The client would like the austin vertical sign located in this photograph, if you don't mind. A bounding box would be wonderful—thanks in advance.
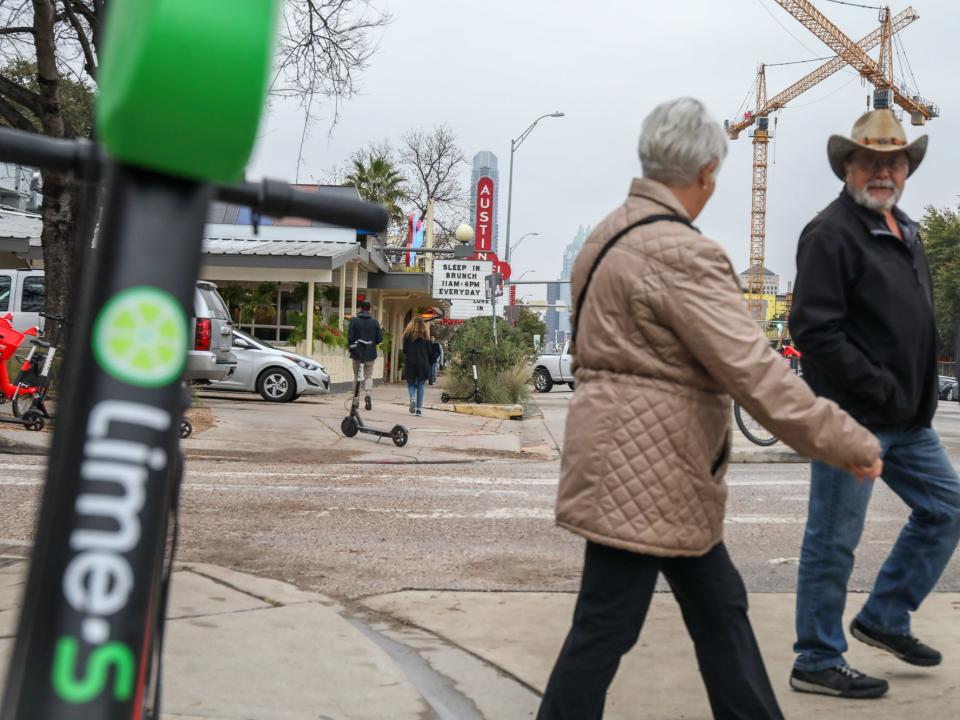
[474,176,494,254]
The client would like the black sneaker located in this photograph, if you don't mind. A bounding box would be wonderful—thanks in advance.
[365,396,372,411]
[851,618,942,667]
[790,665,888,699]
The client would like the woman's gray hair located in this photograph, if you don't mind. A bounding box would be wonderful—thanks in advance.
[638,97,729,187]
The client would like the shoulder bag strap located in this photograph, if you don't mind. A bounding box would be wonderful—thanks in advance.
[571,214,697,346]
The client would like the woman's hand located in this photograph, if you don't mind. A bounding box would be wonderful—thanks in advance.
[845,458,883,482]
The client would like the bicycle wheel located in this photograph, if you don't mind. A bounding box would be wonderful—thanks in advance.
[11,391,37,419]
[734,403,778,446]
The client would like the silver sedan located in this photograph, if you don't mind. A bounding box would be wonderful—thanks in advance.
[209,330,330,402]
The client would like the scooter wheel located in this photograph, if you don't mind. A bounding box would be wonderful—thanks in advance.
[440,392,450,403]
[23,410,44,432]
[391,425,408,447]
[473,391,483,404]
[179,418,193,439]
[341,416,359,438]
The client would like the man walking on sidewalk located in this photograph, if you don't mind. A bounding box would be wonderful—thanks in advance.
[347,300,382,411]
[789,109,960,699]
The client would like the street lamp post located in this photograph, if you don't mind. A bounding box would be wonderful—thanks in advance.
[503,112,564,272]
[509,231,539,261]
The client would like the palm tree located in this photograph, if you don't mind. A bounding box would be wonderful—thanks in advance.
[344,153,407,226]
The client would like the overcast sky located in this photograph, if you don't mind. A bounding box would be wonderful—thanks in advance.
[250,0,960,293]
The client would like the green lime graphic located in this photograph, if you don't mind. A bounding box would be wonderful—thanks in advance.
[93,287,187,387]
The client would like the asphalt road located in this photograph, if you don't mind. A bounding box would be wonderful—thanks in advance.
[0,391,957,600]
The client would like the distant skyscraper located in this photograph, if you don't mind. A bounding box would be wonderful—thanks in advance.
[558,225,591,335]
[469,151,500,256]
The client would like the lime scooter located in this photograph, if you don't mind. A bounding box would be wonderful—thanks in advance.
[0,1,389,717]
[440,348,483,404]
[341,340,408,447]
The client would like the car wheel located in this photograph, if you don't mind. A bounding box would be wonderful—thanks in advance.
[952,386,959,402]
[534,368,553,393]
[568,381,575,391]
[257,367,296,402]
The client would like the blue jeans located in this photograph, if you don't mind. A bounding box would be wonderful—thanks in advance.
[794,426,960,671]
[407,380,425,410]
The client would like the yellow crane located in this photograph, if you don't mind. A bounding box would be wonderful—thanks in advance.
[728,3,937,320]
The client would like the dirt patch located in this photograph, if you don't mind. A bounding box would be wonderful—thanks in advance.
[432,446,552,462]
[185,406,216,434]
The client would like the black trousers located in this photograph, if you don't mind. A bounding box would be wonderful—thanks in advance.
[537,541,783,720]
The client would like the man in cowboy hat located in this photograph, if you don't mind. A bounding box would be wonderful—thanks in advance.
[788,109,960,699]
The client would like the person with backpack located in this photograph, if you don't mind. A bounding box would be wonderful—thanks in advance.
[347,300,382,411]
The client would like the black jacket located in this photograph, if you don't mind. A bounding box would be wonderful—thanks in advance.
[789,189,937,431]
[402,336,432,384]
[347,312,382,362]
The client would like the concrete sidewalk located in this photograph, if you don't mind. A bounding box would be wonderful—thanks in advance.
[0,380,801,464]
[0,381,543,465]
[1,556,956,719]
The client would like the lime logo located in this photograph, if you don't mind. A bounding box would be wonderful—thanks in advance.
[93,287,187,387]
[52,636,134,703]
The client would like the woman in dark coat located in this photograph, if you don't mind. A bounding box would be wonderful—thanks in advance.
[402,316,432,415]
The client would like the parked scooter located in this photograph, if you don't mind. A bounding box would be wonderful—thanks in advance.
[341,340,408,447]
[10,311,66,431]
[440,348,483,404]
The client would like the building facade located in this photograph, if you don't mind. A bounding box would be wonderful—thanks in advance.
[557,225,591,336]
[739,264,780,295]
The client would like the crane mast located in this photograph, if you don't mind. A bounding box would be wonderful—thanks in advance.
[730,3,937,323]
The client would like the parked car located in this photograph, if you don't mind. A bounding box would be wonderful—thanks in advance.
[210,329,329,402]
[187,280,236,383]
[939,375,958,401]
[0,268,45,333]
[0,270,236,383]
[532,340,574,393]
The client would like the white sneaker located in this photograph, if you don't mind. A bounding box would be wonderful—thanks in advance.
[409,400,416,414]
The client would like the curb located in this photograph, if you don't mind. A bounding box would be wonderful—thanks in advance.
[437,403,523,421]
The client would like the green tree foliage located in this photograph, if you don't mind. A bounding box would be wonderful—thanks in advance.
[344,151,407,225]
[0,59,93,137]
[920,205,960,353]
[444,317,538,404]
[514,306,547,351]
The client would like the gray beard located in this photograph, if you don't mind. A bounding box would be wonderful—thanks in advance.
[847,181,902,212]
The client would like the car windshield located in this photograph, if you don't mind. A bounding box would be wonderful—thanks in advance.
[235,329,277,350]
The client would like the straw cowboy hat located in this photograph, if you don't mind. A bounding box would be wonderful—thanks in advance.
[827,108,928,180]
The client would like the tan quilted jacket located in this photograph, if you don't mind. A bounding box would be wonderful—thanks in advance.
[555,178,881,557]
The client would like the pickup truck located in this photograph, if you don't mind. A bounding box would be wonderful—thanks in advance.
[532,340,574,392]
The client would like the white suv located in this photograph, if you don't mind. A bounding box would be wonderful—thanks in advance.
[187,281,236,382]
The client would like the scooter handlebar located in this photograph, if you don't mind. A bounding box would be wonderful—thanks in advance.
[0,129,388,232]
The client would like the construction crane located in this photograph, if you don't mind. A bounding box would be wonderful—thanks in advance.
[728,3,937,320]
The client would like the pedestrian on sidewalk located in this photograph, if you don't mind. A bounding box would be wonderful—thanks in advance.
[788,109,960,700]
[347,301,382,411]
[402,316,431,416]
[429,334,442,385]
[537,97,882,720]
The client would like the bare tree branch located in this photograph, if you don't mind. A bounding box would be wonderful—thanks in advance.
[60,0,95,77]
[399,124,467,221]
[0,71,41,113]
[0,92,36,130]
[272,0,390,125]
[0,26,34,35]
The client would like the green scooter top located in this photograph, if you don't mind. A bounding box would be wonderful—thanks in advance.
[96,0,280,183]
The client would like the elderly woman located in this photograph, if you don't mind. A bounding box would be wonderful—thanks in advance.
[537,98,883,720]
